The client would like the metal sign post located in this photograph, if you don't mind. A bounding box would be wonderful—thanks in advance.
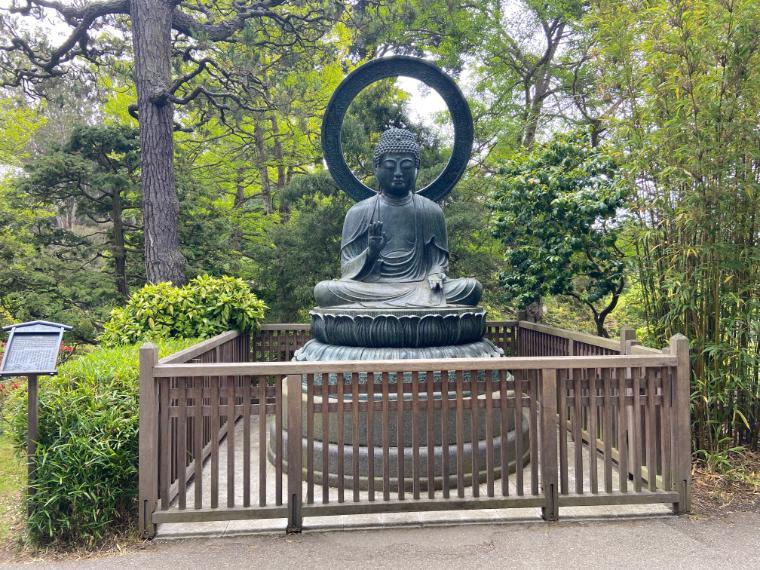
[1,321,72,511]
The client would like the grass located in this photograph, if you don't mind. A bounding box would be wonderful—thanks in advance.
[0,430,25,545]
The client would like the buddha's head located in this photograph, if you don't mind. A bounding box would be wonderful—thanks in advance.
[373,128,419,198]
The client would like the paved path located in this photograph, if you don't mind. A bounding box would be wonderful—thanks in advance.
[9,512,760,569]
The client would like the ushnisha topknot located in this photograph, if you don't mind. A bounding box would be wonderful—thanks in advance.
[373,128,421,168]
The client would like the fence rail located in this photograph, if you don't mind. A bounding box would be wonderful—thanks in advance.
[138,321,690,537]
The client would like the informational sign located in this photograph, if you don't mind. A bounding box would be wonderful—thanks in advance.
[0,321,72,376]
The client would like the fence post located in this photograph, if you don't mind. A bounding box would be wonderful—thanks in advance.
[541,369,559,521]
[515,318,523,356]
[138,343,159,538]
[620,327,637,354]
[286,374,303,532]
[669,334,691,514]
[620,327,638,476]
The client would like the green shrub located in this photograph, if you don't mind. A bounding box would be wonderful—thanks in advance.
[100,275,266,346]
[3,339,195,545]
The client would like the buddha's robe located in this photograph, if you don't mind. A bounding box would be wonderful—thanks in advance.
[314,193,482,308]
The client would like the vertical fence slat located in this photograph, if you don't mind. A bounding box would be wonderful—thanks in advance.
[321,373,329,504]
[258,376,267,507]
[337,374,345,503]
[396,371,405,500]
[661,368,672,491]
[243,376,251,508]
[227,374,236,508]
[441,370,451,499]
[382,372,390,502]
[352,372,360,503]
[573,369,583,494]
[159,377,170,510]
[647,368,658,491]
[193,375,203,509]
[632,368,642,492]
[530,370,539,496]
[275,374,283,506]
[426,371,435,500]
[368,372,375,502]
[177,377,187,510]
[617,368,628,493]
[456,369,465,499]
[602,367,613,494]
[558,370,568,495]
[412,371,420,500]
[471,370,480,498]
[210,377,219,509]
[499,369,509,497]
[514,369,524,496]
[306,374,314,505]
[485,370,495,498]
[589,369,598,494]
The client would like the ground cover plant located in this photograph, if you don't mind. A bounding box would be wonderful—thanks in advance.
[0,429,24,546]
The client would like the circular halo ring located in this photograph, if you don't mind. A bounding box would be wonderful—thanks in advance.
[322,56,473,202]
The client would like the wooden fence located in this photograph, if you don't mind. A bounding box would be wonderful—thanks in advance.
[138,321,691,537]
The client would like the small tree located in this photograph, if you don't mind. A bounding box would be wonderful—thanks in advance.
[0,0,338,285]
[490,132,628,337]
[16,124,141,298]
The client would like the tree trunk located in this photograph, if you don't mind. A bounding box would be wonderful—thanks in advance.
[111,189,129,298]
[253,118,274,215]
[131,0,186,285]
[594,315,609,338]
[270,115,288,215]
[230,167,245,253]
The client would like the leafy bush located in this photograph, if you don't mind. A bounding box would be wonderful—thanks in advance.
[490,131,629,337]
[0,306,13,328]
[3,339,195,545]
[100,275,265,346]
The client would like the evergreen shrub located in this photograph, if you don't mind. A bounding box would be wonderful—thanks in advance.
[100,275,266,346]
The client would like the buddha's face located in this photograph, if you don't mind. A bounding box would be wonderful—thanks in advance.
[374,151,417,197]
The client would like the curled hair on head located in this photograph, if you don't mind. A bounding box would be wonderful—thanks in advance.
[373,128,420,168]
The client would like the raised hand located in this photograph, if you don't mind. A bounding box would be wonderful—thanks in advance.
[368,220,387,257]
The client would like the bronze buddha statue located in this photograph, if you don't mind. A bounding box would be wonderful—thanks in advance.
[314,128,482,309]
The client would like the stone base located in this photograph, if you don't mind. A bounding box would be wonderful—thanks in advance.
[311,306,487,347]
[275,304,530,490]
[271,427,531,492]
[294,338,503,361]
[268,379,532,491]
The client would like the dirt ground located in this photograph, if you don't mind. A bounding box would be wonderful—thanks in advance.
[691,451,760,515]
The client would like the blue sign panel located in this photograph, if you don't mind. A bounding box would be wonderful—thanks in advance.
[0,321,72,376]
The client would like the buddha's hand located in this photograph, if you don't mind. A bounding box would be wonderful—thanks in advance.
[428,273,446,290]
[368,221,387,257]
